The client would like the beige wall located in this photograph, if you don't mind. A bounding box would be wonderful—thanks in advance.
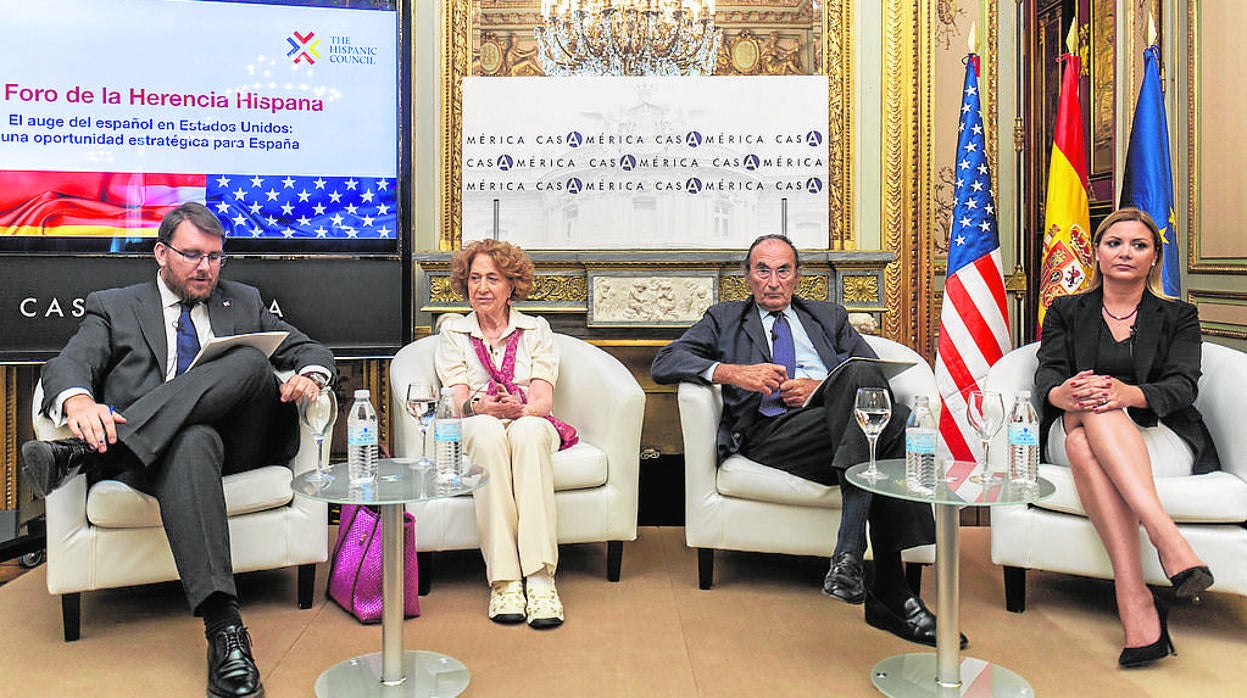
[1179,0,1247,351]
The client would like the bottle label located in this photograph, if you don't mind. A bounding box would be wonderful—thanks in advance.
[348,423,376,446]
[1008,423,1039,446]
[434,420,462,442]
[906,428,936,454]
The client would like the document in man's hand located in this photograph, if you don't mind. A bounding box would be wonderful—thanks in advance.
[187,331,289,371]
[801,357,918,408]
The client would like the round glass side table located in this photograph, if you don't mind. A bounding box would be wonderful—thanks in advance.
[847,458,1054,697]
[293,458,488,697]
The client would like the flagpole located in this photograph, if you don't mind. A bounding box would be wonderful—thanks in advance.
[1012,0,1028,342]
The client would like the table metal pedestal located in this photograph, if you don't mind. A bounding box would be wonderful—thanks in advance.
[848,460,1054,697]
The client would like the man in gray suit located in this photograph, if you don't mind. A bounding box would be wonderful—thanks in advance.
[652,234,960,648]
[22,202,334,698]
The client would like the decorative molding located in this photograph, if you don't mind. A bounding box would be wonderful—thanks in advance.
[588,272,718,327]
[719,275,750,301]
[2,367,15,510]
[841,273,880,305]
[443,0,471,251]
[718,29,806,76]
[1189,289,1247,340]
[527,274,589,303]
[1186,1,1247,275]
[824,0,853,250]
[879,0,934,354]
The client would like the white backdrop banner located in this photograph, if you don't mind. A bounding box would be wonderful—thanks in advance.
[462,76,829,250]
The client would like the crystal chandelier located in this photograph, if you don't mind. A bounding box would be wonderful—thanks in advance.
[535,1,721,77]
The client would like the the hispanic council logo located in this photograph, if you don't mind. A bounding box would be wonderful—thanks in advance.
[286,31,321,65]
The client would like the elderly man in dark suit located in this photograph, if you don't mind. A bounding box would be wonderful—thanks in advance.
[21,202,334,698]
[652,234,960,648]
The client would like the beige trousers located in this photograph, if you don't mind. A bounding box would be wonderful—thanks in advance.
[463,414,559,583]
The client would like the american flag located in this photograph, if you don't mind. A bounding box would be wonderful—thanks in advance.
[0,170,396,242]
[934,55,1011,461]
[207,173,397,240]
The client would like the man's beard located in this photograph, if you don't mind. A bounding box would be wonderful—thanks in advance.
[162,269,216,303]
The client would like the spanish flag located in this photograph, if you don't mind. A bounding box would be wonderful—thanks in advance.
[1037,53,1092,332]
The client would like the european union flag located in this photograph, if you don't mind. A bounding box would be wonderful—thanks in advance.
[1120,45,1179,297]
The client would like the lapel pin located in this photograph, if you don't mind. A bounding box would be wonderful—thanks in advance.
[222,300,231,307]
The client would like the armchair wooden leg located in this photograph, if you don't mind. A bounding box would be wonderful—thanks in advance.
[905,562,923,596]
[297,563,316,609]
[698,548,714,590]
[1004,566,1027,613]
[62,593,81,642]
[417,552,432,596]
[606,541,623,582]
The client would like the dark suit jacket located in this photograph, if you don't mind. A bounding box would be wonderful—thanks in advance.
[651,297,875,463]
[1035,288,1220,474]
[40,278,336,416]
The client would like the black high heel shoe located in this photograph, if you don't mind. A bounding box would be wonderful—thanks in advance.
[1118,594,1176,668]
[1168,565,1214,600]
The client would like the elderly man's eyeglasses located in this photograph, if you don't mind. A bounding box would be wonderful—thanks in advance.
[165,243,226,267]
[752,264,794,281]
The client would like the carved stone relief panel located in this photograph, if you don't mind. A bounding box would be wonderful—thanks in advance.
[588,272,718,327]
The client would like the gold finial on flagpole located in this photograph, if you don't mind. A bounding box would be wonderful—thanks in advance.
[1065,18,1078,55]
[1148,11,1158,47]
[968,20,978,55]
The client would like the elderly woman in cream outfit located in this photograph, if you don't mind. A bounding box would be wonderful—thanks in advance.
[436,239,565,629]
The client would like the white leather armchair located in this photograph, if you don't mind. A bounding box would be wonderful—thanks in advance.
[33,375,332,641]
[986,342,1247,611]
[389,332,644,590]
[677,335,935,590]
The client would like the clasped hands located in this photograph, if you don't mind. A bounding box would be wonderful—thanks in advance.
[1051,369,1144,413]
[472,383,526,420]
[714,362,818,408]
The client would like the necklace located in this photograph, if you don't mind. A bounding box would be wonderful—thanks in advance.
[1102,305,1139,321]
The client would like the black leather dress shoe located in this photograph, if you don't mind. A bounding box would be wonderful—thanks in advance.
[20,438,97,498]
[207,624,264,698]
[865,592,968,650]
[822,551,866,604]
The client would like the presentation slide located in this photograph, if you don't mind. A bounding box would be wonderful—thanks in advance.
[0,0,399,254]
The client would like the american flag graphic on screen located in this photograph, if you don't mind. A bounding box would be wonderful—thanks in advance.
[933,55,1011,461]
[0,170,396,241]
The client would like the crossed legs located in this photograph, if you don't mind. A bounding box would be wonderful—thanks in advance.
[1061,410,1204,647]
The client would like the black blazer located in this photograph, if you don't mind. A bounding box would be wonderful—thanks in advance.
[40,278,336,416]
[651,297,875,463]
[1034,288,1220,474]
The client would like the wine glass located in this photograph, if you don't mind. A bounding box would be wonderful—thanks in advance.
[406,383,438,468]
[299,386,337,484]
[966,390,1005,484]
[854,387,892,482]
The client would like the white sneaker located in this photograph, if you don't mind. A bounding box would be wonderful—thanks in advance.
[525,580,564,629]
[488,580,526,624]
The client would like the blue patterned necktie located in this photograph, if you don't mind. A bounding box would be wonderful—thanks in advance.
[759,311,796,417]
[175,301,201,376]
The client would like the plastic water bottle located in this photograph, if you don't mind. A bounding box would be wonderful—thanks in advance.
[347,389,379,485]
[434,387,462,485]
[905,396,938,495]
[1007,390,1040,486]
